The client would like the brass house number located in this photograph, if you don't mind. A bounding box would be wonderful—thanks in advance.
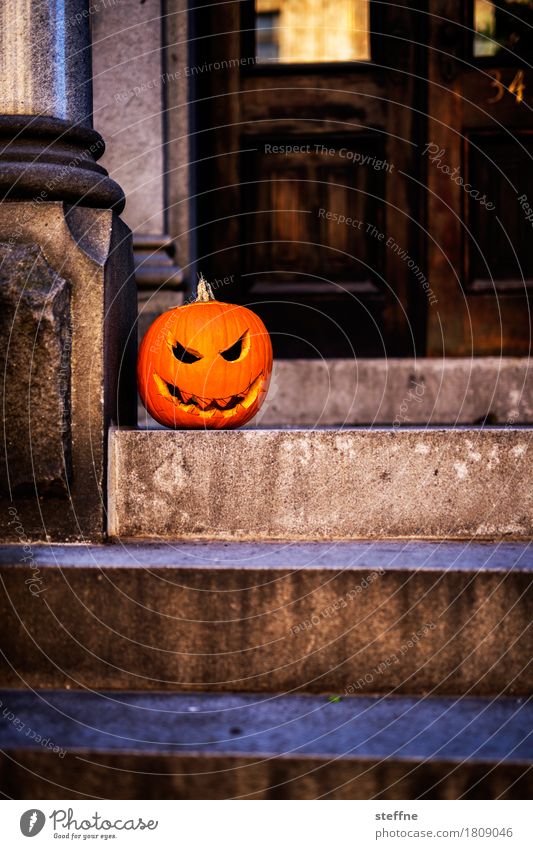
[488,70,526,104]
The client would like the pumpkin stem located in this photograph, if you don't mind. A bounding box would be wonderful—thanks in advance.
[195,273,216,302]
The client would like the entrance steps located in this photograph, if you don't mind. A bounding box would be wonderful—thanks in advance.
[3,420,533,798]
[109,428,533,540]
[0,689,531,799]
[1,542,530,696]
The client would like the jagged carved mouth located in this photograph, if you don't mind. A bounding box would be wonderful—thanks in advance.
[153,371,264,418]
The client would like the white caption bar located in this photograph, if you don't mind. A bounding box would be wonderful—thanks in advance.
[2,800,531,848]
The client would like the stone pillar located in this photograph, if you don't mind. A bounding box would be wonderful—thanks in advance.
[0,0,137,541]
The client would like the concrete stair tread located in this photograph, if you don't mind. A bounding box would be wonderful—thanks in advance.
[1,690,531,763]
[1,541,531,695]
[109,427,533,540]
[1,539,532,571]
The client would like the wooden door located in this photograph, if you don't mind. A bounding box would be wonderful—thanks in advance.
[426,0,533,355]
[191,0,426,357]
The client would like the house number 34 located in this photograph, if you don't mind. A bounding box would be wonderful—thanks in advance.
[488,70,526,104]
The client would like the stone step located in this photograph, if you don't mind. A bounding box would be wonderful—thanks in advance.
[0,689,531,799]
[1,541,531,695]
[109,427,533,540]
[140,357,533,428]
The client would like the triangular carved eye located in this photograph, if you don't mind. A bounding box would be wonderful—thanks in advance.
[221,332,247,362]
[172,340,201,363]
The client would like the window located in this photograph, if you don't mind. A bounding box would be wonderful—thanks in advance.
[255,0,371,63]
[474,0,533,60]
[257,11,280,61]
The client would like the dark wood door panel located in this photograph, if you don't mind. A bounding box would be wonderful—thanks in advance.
[192,0,424,356]
[426,0,533,356]
[426,293,532,358]
[247,293,387,358]
[240,74,387,134]
[237,137,388,356]
[466,133,533,290]
[241,135,387,285]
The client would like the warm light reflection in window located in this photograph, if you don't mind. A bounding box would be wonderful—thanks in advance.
[255,0,371,63]
[474,0,533,59]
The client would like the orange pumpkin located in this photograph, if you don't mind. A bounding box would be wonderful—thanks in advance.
[137,276,273,429]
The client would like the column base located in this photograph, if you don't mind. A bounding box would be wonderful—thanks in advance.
[0,201,136,541]
[0,116,125,211]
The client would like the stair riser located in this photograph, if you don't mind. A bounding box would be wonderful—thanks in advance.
[109,429,533,540]
[251,358,533,427]
[2,564,530,694]
[1,750,529,799]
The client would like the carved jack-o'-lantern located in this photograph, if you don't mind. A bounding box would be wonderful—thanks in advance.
[137,277,273,429]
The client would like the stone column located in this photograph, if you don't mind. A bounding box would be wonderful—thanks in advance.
[0,0,137,541]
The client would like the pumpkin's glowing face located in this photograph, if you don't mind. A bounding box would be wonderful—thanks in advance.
[137,281,272,429]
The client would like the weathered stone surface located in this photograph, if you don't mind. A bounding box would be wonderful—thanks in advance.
[164,0,192,273]
[110,428,533,540]
[0,0,92,124]
[0,541,530,694]
[0,117,125,211]
[253,358,533,427]
[92,0,166,235]
[137,278,184,363]
[0,690,531,799]
[0,243,71,495]
[134,236,184,290]
[92,2,185,292]
[0,1,135,543]
[0,0,125,210]
[0,203,136,541]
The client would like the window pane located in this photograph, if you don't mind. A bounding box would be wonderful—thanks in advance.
[255,0,371,64]
[474,0,533,59]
